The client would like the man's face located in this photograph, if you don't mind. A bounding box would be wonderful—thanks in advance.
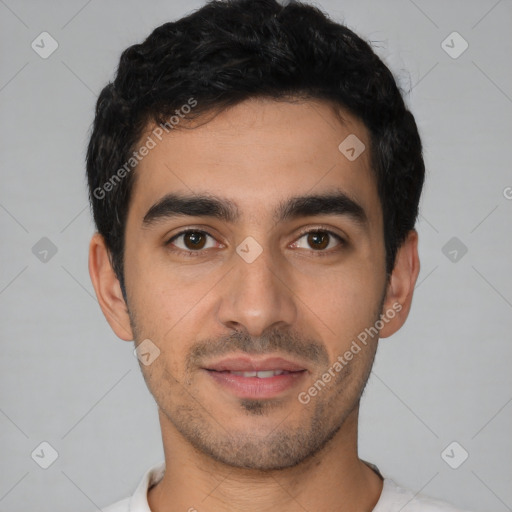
[122,98,390,470]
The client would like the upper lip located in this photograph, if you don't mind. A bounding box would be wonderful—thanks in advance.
[204,355,307,372]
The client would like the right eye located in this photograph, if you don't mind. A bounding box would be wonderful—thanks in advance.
[165,229,221,256]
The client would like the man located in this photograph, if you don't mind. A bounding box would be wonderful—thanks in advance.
[86,0,471,510]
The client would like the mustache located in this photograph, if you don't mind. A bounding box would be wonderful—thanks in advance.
[187,328,330,370]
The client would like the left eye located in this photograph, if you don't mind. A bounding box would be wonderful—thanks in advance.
[291,230,344,252]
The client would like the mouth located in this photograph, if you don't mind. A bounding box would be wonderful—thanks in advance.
[202,356,308,399]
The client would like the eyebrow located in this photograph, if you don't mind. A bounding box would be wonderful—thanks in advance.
[142,190,368,229]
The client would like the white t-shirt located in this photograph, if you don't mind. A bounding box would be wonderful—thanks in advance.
[100,462,471,512]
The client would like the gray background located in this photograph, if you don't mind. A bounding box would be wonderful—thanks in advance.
[1,0,511,511]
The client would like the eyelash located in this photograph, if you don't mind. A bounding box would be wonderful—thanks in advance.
[165,227,346,258]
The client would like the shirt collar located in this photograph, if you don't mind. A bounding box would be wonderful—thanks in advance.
[129,461,165,512]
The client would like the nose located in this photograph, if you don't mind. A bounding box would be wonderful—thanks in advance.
[216,240,298,338]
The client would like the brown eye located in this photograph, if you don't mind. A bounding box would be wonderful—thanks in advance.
[183,231,207,250]
[307,232,330,250]
[291,229,345,254]
[167,230,218,254]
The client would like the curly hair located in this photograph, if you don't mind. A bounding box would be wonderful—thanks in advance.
[86,0,425,302]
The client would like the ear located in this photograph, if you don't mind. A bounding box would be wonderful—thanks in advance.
[88,232,134,341]
[379,229,420,339]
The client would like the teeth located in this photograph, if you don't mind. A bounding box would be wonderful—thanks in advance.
[230,370,287,378]
[256,370,277,378]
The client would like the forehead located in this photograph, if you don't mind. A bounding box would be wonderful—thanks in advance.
[127,98,381,231]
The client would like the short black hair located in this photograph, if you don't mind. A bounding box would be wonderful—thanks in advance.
[86,0,425,302]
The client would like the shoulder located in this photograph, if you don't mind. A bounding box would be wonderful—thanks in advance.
[92,462,165,512]
[99,497,130,512]
[375,478,472,512]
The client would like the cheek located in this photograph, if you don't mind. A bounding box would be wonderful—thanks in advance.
[296,266,383,358]
[126,243,194,319]
[304,261,381,313]
[126,258,215,365]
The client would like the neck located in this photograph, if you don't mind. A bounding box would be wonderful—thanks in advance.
[148,406,383,512]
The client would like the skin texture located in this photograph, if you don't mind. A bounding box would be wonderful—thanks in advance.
[89,97,420,512]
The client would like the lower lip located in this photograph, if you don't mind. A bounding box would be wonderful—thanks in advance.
[205,370,307,399]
